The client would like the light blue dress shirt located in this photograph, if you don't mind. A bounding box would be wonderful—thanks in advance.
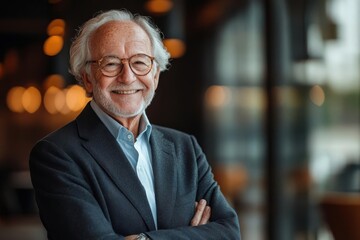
[90,101,157,228]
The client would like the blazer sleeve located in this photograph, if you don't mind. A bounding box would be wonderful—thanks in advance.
[29,140,124,240]
[145,135,241,240]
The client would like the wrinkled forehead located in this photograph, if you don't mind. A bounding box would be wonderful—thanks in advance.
[89,21,152,56]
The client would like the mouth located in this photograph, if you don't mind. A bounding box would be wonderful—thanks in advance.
[111,89,139,95]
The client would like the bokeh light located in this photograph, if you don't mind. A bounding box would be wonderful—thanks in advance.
[205,85,230,108]
[21,87,42,113]
[43,36,64,56]
[66,85,88,112]
[163,39,186,58]
[145,0,173,14]
[44,86,61,114]
[47,18,66,36]
[43,74,66,89]
[6,86,26,113]
[309,85,325,107]
[54,88,67,113]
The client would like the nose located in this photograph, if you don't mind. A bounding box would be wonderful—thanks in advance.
[116,61,136,84]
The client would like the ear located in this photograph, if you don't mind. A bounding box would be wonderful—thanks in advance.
[153,68,161,90]
[82,73,94,95]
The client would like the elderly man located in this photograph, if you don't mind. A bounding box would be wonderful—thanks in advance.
[29,9,240,240]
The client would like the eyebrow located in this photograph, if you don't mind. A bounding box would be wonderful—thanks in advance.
[102,55,119,59]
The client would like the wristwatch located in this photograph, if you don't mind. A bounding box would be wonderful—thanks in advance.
[136,233,149,240]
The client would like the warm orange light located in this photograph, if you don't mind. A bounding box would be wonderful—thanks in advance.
[43,74,65,89]
[163,39,186,58]
[22,87,42,113]
[44,86,61,114]
[66,85,88,112]
[7,86,26,112]
[145,0,173,14]
[48,26,65,36]
[309,85,325,106]
[54,88,66,113]
[43,36,64,56]
[55,89,71,115]
[205,85,230,108]
[47,19,66,36]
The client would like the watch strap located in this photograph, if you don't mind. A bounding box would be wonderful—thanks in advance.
[136,233,149,240]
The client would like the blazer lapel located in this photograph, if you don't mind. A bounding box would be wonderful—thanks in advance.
[150,128,177,229]
[76,104,156,230]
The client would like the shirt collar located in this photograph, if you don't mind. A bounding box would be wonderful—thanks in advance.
[90,100,152,142]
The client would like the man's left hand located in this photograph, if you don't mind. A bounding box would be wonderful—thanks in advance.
[190,199,211,226]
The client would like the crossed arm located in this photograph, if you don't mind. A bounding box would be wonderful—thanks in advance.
[125,199,211,239]
[30,134,240,239]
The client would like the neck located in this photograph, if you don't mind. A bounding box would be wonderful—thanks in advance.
[92,100,143,138]
[115,114,142,138]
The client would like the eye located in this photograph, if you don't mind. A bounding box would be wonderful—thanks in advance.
[104,61,119,67]
[101,57,121,71]
[133,60,147,66]
[131,55,152,70]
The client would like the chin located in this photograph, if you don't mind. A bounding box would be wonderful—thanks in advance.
[113,104,146,119]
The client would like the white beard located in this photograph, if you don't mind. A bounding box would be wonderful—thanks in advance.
[92,80,155,119]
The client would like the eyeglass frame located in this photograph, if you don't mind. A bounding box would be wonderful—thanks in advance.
[85,53,155,77]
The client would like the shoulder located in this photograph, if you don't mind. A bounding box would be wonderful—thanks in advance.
[151,125,203,153]
[34,120,78,150]
[49,120,77,139]
[152,125,189,136]
[152,125,193,142]
[36,104,96,146]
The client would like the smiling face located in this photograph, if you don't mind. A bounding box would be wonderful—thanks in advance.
[84,21,160,122]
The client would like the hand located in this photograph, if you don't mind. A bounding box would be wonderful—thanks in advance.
[190,199,211,226]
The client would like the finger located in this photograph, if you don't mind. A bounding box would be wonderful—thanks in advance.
[191,202,205,226]
[199,206,211,225]
[191,199,207,226]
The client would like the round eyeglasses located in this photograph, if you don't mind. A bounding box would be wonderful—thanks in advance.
[86,54,155,77]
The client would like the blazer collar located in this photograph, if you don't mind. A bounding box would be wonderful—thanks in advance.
[76,103,156,230]
[150,127,178,229]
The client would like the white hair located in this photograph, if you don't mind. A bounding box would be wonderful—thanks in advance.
[69,9,170,86]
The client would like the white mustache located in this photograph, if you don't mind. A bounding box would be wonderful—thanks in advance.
[108,83,145,92]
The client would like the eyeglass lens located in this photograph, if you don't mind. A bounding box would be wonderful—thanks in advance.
[99,54,153,77]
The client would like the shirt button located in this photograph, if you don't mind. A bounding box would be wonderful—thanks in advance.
[127,134,132,140]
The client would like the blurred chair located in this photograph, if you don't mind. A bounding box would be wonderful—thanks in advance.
[320,192,360,240]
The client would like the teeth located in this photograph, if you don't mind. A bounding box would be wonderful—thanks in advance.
[113,90,137,94]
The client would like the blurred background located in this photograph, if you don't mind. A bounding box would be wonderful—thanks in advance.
[0,0,359,239]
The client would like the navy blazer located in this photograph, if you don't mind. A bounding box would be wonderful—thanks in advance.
[29,104,240,239]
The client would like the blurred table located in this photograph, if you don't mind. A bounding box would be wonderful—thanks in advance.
[320,192,360,240]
